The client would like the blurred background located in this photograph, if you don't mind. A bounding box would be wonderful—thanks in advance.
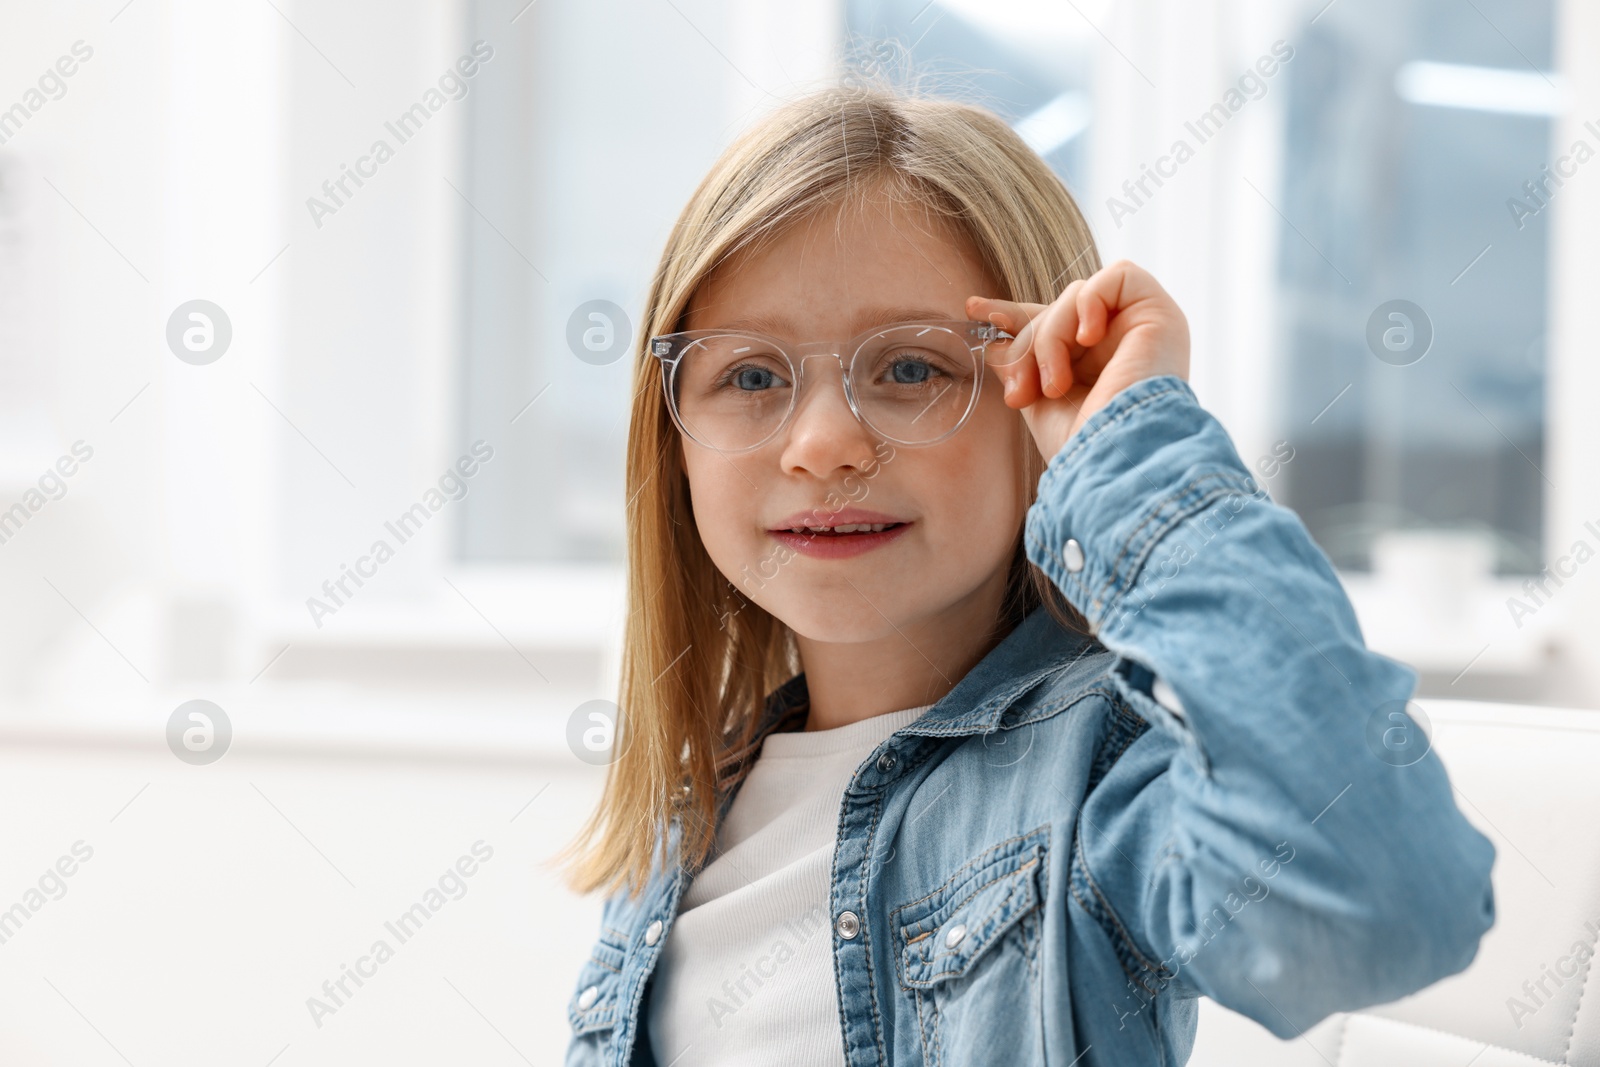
[0,0,1596,1062]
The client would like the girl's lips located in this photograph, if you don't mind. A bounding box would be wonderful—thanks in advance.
[767,522,913,560]
[769,506,905,529]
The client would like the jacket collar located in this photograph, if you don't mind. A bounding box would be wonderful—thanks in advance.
[712,606,1100,796]
[899,605,1102,735]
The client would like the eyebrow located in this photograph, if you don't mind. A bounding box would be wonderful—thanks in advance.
[708,306,960,337]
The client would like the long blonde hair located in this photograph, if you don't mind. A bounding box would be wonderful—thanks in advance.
[550,81,1100,900]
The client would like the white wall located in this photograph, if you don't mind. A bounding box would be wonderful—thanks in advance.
[0,741,606,1064]
[0,1,841,1062]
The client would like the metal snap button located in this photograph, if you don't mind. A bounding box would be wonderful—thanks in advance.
[644,919,663,946]
[945,922,967,948]
[1063,538,1085,573]
[877,751,896,772]
[577,984,599,1009]
[836,910,861,940]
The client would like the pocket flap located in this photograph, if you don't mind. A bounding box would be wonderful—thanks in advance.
[567,928,628,1034]
[894,827,1048,990]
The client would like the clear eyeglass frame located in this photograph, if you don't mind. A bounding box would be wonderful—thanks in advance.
[648,318,1016,454]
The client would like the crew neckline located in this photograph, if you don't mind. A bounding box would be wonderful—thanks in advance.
[757,704,931,760]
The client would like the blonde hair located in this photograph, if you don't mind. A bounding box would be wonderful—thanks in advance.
[549,81,1100,900]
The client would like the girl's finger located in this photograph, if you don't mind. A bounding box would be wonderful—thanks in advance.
[1031,280,1085,399]
[1075,259,1161,347]
[966,296,1045,407]
[966,296,1045,366]
[1075,283,1111,349]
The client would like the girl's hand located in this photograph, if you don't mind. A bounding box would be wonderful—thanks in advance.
[967,259,1190,462]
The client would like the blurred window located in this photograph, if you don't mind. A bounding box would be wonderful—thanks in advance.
[1273,0,1554,574]
[845,0,1099,196]
[456,0,1554,579]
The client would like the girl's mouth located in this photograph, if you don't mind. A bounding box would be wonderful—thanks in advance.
[780,522,901,535]
[767,522,912,560]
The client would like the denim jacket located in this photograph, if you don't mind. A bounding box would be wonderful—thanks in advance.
[563,375,1497,1066]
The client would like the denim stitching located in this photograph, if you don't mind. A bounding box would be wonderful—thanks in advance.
[1086,697,1150,796]
[1095,465,1223,594]
[890,827,1049,918]
[899,665,1066,738]
[1027,475,1234,631]
[568,994,619,1034]
[983,675,1113,735]
[1079,471,1248,620]
[898,856,1041,987]
[1033,429,1257,629]
[1027,382,1189,603]
[1071,824,1170,987]
[905,856,1035,952]
[1112,475,1261,616]
[1077,826,1166,977]
[608,863,683,1060]
[1026,908,1041,981]
[1073,696,1177,988]
[917,988,944,1067]
[852,791,890,1066]
[912,839,1049,1066]
[1097,471,1253,609]
[1068,863,1161,997]
[1053,382,1189,469]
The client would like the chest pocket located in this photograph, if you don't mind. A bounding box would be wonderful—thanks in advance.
[567,925,628,1038]
[892,826,1051,1066]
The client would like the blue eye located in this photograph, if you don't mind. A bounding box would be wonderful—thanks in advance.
[732,365,781,391]
[888,358,936,384]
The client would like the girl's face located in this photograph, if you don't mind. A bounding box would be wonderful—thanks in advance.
[678,189,1030,644]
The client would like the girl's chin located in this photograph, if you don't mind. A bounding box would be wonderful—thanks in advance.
[757,591,922,642]
[782,616,915,645]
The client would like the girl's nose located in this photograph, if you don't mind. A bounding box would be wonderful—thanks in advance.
[779,354,879,475]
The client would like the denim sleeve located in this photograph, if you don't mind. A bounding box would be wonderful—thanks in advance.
[1024,375,1496,1039]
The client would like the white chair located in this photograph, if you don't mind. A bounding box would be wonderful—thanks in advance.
[1187,699,1600,1067]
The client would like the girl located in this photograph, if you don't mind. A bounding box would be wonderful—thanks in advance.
[553,83,1495,1066]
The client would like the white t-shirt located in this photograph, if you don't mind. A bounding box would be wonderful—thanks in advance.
[646,704,931,1066]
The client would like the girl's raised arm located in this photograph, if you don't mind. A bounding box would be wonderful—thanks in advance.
[974,264,1496,1037]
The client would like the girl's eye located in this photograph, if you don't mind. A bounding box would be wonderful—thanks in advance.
[722,363,788,391]
[890,359,931,384]
[882,353,946,385]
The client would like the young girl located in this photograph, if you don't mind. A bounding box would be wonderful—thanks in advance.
[553,84,1495,1067]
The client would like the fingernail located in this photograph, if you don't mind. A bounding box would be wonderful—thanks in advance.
[1038,365,1052,394]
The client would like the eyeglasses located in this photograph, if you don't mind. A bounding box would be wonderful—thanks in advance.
[649,319,1015,454]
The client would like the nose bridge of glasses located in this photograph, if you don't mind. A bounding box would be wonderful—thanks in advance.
[793,348,857,412]
[790,345,851,388]
[779,346,864,436]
